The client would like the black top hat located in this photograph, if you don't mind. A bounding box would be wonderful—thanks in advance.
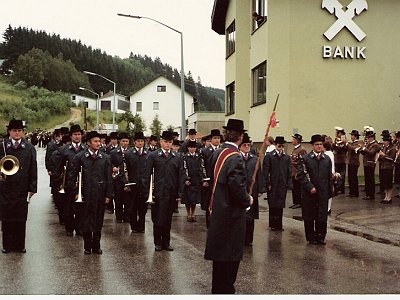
[396,131,400,138]
[188,129,197,135]
[172,132,179,137]
[133,131,145,140]
[118,132,130,140]
[382,134,392,141]
[60,127,69,135]
[336,129,345,135]
[381,130,390,136]
[364,130,375,138]
[350,130,360,137]
[172,140,181,146]
[161,131,174,141]
[100,133,107,139]
[150,135,158,141]
[210,129,222,137]
[292,133,302,141]
[223,119,246,132]
[187,140,197,148]
[310,134,324,144]
[85,131,101,142]
[275,136,286,144]
[109,131,118,139]
[241,133,252,144]
[6,119,25,130]
[53,128,61,136]
[69,124,83,135]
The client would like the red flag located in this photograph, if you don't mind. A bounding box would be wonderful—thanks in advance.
[270,111,277,128]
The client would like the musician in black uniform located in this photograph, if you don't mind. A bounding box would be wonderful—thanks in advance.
[145,131,184,251]
[0,119,37,253]
[109,132,131,223]
[54,124,86,236]
[200,129,222,228]
[45,128,63,196]
[125,131,149,233]
[239,133,264,245]
[182,140,208,222]
[346,130,361,198]
[179,129,201,153]
[147,135,158,152]
[67,131,113,254]
[106,131,118,154]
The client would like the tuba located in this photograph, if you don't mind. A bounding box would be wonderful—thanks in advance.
[0,142,20,181]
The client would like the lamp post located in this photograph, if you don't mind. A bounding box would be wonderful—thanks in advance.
[83,71,117,131]
[117,13,186,138]
[79,87,100,130]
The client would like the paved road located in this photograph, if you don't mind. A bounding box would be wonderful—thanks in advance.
[0,148,399,295]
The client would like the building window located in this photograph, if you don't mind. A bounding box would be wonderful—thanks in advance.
[118,99,130,111]
[101,101,111,111]
[226,82,235,115]
[136,102,142,112]
[71,95,76,100]
[226,21,235,58]
[252,61,267,106]
[252,0,267,31]
[153,102,159,110]
[157,85,166,92]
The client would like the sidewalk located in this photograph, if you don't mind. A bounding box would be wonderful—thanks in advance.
[258,190,400,247]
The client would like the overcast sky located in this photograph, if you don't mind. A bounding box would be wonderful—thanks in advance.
[0,0,225,89]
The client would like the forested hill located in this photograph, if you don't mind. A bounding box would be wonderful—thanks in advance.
[0,25,224,112]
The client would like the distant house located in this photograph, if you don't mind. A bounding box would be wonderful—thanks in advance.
[187,111,225,138]
[129,76,195,136]
[100,91,130,114]
[70,94,97,110]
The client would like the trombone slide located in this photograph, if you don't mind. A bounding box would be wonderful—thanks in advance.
[75,167,83,203]
[146,172,155,204]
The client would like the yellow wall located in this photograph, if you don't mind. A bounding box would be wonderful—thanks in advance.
[226,0,400,142]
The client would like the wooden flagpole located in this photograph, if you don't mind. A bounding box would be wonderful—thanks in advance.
[249,93,280,195]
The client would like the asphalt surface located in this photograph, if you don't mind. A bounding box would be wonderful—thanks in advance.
[274,188,400,247]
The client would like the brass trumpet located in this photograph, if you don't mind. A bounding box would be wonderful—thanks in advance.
[0,155,20,180]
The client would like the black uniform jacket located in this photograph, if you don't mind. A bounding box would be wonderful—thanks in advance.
[182,152,207,205]
[296,152,333,222]
[204,143,250,262]
[125,147,148,196]
[0,139,37,221]
[67,150,113,232]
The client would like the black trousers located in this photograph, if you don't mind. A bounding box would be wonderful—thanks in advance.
[151,202,174,247]
[269,207,283,229]
[304,220,327,242]
[348,164,359,196]
[114,182,130,221]
[2,221,26,251]
[335,163,346,193]
[291,177,302,205]
[64,192,81,234]
[130,191,147,232]
[364,166,376,198]
[83,231,101,251]
[245,219,254,245]
[212,261,240,294]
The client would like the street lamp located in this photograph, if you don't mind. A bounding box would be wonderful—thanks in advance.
[117,13,186,138]
[83,71,117,131]
[79,87,100,130]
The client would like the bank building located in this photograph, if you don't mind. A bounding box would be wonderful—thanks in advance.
[211,0,400,142]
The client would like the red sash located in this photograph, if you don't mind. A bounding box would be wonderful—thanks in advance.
[208,147,239,214]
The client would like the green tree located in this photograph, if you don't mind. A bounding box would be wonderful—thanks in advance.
[150,114,162,137]
[12,48,48,87]
[132,113,146,133]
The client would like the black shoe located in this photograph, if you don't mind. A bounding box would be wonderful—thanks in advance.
[308,240,317,245]
[155,245,163,251]
[317,240,326,245]
[66,231,73,236]
[18,249,26,253]
[84,249,91,254]
[382,200,392,204]
[92,249,103,254]
[163,245,174,251]
[2,249,10,253]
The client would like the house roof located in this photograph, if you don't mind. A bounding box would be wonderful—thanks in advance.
[129,75,195,98]
[99,91,127,100]
[211,0,229,35]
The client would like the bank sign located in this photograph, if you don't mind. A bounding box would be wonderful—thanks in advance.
[322,0,367,59]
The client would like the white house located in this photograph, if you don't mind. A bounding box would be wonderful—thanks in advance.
[129,76,195,136]
[99,91,130,114]
[70,94,97,111]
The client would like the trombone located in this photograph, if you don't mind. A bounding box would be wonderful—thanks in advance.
[58,165,66,194]
[146,169,155,204]
[0,141,20,181]
[75,166,83,203]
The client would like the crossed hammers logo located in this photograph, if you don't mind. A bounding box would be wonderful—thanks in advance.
[322,0,368,41]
